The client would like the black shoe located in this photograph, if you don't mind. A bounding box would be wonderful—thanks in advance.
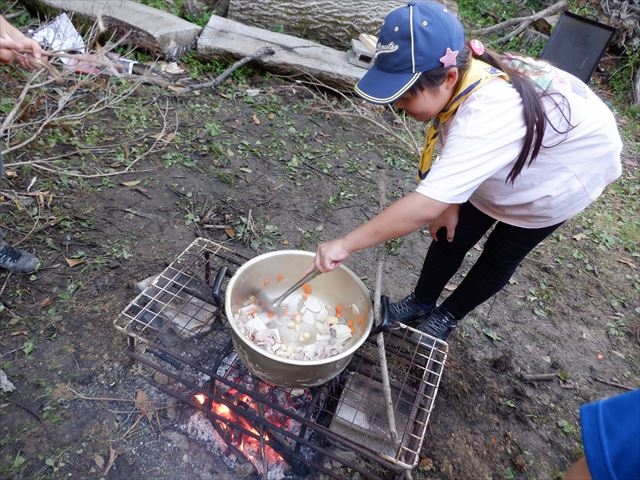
[389,293,433,325]
[415,306,458,341]
[0,240,40,273]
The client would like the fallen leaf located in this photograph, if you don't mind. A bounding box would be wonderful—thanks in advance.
[573,232,588,241]
[135,389,151,422]
[37,297,54,308]
[94,454,105,469]
[239,166,252,174]
[224,227,235,238]
[483,329,502,342]
[65,257,86,267]
[121,180,141,187]
[252,113,261,125]
[150,131,176,142]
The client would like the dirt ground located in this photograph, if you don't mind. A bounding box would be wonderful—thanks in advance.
[0,41,638,480]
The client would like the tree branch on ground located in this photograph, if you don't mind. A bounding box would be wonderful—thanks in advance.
[469,0,567,44]
[179,47,276,94]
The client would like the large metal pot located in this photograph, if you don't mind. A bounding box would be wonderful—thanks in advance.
[224,250,373,388]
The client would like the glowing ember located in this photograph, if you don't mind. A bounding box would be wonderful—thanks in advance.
[193,387,307,477]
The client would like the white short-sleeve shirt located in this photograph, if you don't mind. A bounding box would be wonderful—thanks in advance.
[414,70,622,228]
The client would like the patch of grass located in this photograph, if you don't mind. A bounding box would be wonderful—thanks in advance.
[137,0,185,18]
[214,170,238,187]
[327,178,357,206]
[235,213,281,252]
[136,0,213,26]
[297,225,324,251]
[0,450,29,478]
[58,281,84,303]
[106,240,133,260]
[244,91,288,117]
[609,48,640,107]
[385,238,403,256]
[179,52,221,78]
[557,419,579,436]
[161,151,196,169]
[525,283,555,318]
[114,98,150,129]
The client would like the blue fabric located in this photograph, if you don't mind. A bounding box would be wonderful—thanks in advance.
[580,388,640,480]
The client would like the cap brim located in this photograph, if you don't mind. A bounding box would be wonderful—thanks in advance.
[355,68,421,104]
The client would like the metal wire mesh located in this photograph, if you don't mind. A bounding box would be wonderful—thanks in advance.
[114,238,447,477]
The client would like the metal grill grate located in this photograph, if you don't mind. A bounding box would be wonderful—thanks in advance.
[114,238,447,479]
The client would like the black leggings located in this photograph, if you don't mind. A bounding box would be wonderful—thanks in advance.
[414,202,563,319]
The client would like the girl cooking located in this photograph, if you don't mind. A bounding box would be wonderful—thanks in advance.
[312,1,622,341]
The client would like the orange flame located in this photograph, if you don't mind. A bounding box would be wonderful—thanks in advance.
[192,391,284,465]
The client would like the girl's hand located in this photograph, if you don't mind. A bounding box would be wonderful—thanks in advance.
[313,238,351,272]
[429,203,460,242]
[0,37,44,70]
[0,15,45,70]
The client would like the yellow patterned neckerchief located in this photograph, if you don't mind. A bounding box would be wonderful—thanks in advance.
[418,58,508,181]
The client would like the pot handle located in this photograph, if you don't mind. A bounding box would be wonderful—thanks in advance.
[369,295,396,335]
[210,265,228,307]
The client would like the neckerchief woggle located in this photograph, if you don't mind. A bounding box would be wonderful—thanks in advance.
[418,58,508,181]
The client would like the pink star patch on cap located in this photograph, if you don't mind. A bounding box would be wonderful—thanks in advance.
[439,47,459,68]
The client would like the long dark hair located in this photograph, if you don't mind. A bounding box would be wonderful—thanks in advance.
[409,46,572,184]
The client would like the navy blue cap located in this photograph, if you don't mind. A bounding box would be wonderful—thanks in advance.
[355,1,465,104]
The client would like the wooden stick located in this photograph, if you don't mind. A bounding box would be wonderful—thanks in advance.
[520,372,557,382]
[591,376,633,392]
[373,167,399,444]
[179,47,275,94]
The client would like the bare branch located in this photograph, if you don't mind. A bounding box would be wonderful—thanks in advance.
[179,47,276,94]
[469,0,567,43]
[287,75,422,158]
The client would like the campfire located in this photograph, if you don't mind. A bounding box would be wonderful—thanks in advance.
[114,238,448,479]
[190,352,317,478]
[193,387,293,478]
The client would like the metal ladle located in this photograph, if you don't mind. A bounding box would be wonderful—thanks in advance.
[261,269,321,312]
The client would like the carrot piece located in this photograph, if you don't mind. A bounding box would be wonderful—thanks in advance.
[276,274,285,282]
[335,305,342,318]
[302,283,312,295]
[348,319,354,328]
[263,278,271,286]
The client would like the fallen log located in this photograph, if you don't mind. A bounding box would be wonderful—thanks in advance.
[197,15,367,91]
[228,0,458,50]
[20,0,202,59]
